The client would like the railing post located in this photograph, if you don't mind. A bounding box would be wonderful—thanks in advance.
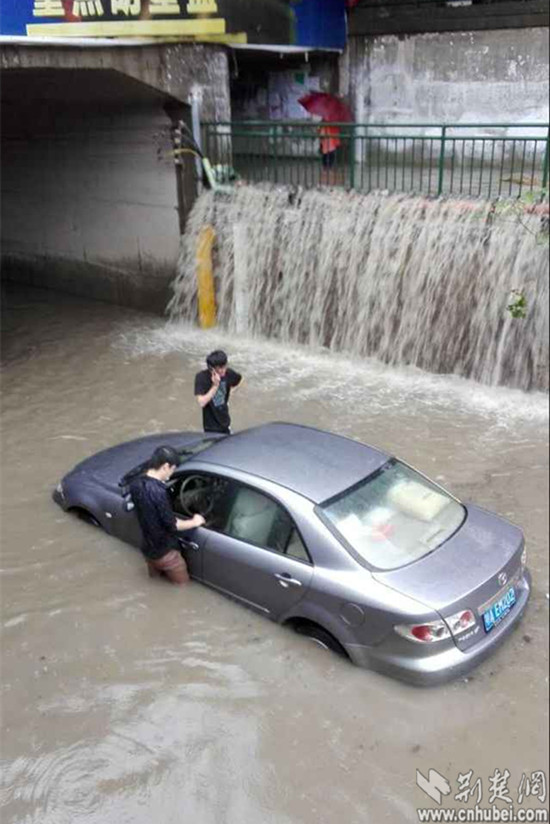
[349,124,356,190]
[542,127,550,196]
[191,96,203,192]
[437,125,447,197]
[271,125,278,184]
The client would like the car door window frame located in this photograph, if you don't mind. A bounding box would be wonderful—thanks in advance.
[172,470,313,565]
[169,470,231,529]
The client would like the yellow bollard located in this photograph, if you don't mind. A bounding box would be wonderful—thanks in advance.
[196,225,217,328]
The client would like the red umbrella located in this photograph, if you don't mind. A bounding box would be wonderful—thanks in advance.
[298,92,353,123]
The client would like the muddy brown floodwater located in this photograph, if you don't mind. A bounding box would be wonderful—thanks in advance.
[1,285,548,824]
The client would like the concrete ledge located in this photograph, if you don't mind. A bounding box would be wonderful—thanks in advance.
[1,252,174,315]
[0,41,231,121]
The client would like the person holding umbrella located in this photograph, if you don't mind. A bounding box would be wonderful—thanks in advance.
[319,124,342,184]
[298,92,352,186]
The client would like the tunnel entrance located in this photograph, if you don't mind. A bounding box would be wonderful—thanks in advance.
[1,67,194,312]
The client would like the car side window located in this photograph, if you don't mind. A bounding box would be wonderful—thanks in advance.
[225,486,281,547]
[223,483,310,560]
[174,474,311,561]
[173,473,232,531]
[286,529,309,562]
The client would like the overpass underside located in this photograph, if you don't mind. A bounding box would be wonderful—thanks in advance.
[0,44,229,312]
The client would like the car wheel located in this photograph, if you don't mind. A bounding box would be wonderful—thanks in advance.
[72,508,101,528]
[295,624,348,658]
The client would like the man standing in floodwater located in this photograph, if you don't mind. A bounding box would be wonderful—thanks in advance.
[194,350,243,434]
[129,446,205,584]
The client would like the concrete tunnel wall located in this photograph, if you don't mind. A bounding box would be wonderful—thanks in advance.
[0,44,231,313]
[2,85,182,312]
[341,27,550,125]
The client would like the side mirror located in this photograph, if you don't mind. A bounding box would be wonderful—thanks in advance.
[123,494,135,512]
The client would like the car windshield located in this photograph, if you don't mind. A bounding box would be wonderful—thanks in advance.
[320,460,465,571]
[178,437,221,460]
[119,437,221,488]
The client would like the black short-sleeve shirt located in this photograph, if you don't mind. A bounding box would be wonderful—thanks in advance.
[194,367,242,434]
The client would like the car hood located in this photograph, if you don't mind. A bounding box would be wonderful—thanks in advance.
[64,432,217,489]
[373,504,524,613]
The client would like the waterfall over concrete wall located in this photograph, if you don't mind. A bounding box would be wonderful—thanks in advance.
[169,185,549,392]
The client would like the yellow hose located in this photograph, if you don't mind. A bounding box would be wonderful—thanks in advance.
[196,225,217,328]
[171,148,202,158]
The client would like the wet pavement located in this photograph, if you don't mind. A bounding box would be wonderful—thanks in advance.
[1,285,548,824]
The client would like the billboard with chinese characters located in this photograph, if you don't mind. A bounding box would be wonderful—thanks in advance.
[0,0,348,49]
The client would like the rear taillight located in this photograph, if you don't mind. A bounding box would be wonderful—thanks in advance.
[446,608,476,636]
[395,608,477,644]
[395,619,451,644]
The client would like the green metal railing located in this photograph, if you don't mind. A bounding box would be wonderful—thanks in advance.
[201,121,550,199]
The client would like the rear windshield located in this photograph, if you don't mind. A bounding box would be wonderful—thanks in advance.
[320,460,465,571]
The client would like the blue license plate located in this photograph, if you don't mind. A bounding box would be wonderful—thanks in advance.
[482,586,516,633]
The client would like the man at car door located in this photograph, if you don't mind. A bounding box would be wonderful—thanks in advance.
[129,446,205,584]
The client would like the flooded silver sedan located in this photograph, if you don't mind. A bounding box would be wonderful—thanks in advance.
[54,422,531,685]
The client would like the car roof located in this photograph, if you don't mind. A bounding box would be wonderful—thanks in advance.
[194,422,390,503]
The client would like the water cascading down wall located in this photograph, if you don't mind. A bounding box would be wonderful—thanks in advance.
[169,186,549,392]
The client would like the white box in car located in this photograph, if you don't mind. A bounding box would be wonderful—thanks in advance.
[388,481,447,521]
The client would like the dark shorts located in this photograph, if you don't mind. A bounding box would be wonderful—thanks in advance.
[146,549,189,584]
[322,150,337,169]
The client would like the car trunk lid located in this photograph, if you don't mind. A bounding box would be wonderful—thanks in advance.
[374,504,525,642]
